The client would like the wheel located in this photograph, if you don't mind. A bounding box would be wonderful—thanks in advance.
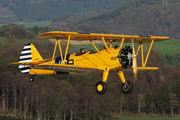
[29,76,35,82]
[121,81,133,94]
[95,81,107,95]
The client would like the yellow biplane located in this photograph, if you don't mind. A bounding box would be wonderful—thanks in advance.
[11,31,169,94]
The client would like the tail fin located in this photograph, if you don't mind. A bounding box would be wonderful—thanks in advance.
[19,43,43,74]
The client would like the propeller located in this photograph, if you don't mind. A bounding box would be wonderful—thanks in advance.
[131,37,137,79]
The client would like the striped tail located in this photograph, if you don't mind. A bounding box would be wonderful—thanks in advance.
[19,43,43,74]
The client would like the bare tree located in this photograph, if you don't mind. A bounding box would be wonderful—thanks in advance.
[21,78,32,119]
[137,94,145,116]
[13,80,17,115]
[169,93,178,116]
[118,94,125,115]
[0,72,14,112]
[1,76,5,112]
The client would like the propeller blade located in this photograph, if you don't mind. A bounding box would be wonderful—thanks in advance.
[131,37,137,79]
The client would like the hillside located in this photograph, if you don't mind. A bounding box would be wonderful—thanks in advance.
[0,0,137,23]
[0,4,20,24]
[48,10,108,28]
[51,0,180,40]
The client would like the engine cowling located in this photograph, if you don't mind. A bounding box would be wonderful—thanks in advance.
[118,46,132,68]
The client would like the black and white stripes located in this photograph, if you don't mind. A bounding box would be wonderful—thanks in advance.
[19,43,32,74]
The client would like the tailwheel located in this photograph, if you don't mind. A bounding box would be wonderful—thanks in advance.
[121,81,133,94]
[29,75,35,82]
[96,81,107,95]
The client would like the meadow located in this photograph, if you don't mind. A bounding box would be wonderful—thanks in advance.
[153,39,180,54]
[17,20,51,28]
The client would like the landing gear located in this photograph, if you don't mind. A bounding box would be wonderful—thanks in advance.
[121,81,133,94]
[29,75,35,82]
[96,81,107,95]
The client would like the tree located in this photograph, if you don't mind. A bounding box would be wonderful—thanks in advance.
[169,93,178,116]
[118,94,125,115]
[172,79,180,115]
[137,94,145,116]
[80,86,97,120]
[0,72,14,112]
[155,84,170,116]
[0,23,36,39]
[145,92,155,116]
[34,25,39,35]
[57,80,77,120]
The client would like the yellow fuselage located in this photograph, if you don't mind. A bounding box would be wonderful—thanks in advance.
[29,48,122,75]
[69,48,121,70]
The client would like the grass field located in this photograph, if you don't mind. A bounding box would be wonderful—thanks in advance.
[153,39,180,54]
[116,116,180,120]
[0,38,6,42]
[0,20,51,28]
[18,20,51,28]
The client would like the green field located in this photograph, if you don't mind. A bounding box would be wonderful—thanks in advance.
[0,20,51,28]
[0,38,6,42]
[18,20,51,28]
[117,116,180,120]
[153,39,180,54]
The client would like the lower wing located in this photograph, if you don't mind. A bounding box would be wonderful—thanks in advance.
[11,61,101,73]
[33,63,101,72]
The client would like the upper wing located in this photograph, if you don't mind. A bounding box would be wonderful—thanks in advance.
[37,31,169,43]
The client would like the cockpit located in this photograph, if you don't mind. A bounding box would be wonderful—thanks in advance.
[75,48,96,56]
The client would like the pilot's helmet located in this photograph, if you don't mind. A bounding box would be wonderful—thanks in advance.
[80,48,85,53]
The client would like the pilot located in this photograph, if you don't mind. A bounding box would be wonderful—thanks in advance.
[80,48,85,54]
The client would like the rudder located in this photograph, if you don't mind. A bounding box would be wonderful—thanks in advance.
[19,43,43,74]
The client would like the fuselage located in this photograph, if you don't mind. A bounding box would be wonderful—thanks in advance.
[63,48,121,70]
[28,47,125,75]
[28,46,134,75]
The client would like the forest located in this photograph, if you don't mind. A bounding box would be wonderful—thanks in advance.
[49,0,180,40]
[0,0,136,22]
[2,0,180,40]
[0,24,180,120]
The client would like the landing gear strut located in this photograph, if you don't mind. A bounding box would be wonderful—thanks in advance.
[29,75,35,82]
[121,81,133,94]
[96,81,107,95]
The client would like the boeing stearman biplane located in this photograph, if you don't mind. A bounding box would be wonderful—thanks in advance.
[10,31,169,94]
